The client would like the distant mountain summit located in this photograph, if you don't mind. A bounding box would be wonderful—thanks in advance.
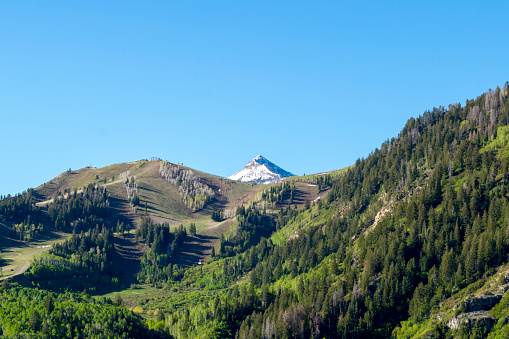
[228,155,294,184]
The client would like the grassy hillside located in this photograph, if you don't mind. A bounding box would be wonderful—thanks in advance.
[35,162,135,200]
[34,159,264,226]
[0,222,69,281]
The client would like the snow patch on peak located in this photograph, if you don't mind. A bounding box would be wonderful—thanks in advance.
[228,155,294,184]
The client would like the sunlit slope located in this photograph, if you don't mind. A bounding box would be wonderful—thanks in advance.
[33,159,266,226]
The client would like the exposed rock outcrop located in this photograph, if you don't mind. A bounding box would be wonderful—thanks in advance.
[446,292,504,331]
[464,292,503,311]
[447,311,496,330]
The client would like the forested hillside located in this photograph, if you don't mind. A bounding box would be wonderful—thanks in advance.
[0,280,164,338]
[1,83,509,338]
[141,82,509,338]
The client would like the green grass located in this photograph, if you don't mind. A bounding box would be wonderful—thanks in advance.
[121,160,263,224]
[35,161,146,199]
[34,159,265,228]
[94,258,241,318]
[482,125,509,158]
[0,224,70,280]
[285,165,352,184]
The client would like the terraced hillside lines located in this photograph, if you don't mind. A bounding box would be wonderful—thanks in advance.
[199,177,229,212]
[167,176,333,268]
[171,219,235,267]
[201,177,263,212]
[132,160,265,225]
[201,175,261,203]
[35,181,125,207]
[157,162,264,214]
[138,178,190,224]
[169,234,215,267]
[200,218,235,241]
[282,181,331,208]
[126,160,205,223]
[32,159,267,227]
[104,180,142,227]
[23,159,273,275]
[112,233,145,283]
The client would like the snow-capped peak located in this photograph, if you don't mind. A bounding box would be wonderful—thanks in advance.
[228,155,294,184]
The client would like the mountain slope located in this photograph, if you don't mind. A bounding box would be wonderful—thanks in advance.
[140,82,509,338]
[3,83,509,338]
[34,159,264,225]
[228,155,294,184]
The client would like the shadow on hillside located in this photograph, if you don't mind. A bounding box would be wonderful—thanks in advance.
[5,272,32,287]
[199,178,230,213]
[200,197,228,215]
[32,191,47,203]
[136,183,160,194]
[0,223,66,252]
[112,233,143,283]
[107,196,137,225]
[144,204,170,215]
[279,187,310,208]
[29,231,67,246]
[172,234,218,268]
[114,234,141,258]
[291,189,307,203]
[0,236,23,252]
[1,257,15,266]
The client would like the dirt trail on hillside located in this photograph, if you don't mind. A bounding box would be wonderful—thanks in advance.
[0,248,30,281]
[10,248,21,258]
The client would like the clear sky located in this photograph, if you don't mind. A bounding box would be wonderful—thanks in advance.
[1,1,509,196]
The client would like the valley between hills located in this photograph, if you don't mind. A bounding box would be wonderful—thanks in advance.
[2,83,509,338]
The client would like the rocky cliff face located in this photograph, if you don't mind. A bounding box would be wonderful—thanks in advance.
[446,292,505,331]
[464,292,503,312]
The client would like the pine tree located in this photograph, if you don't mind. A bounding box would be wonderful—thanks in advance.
[44,295,54,314]
[113,294,123,307]
[29,310,42,331]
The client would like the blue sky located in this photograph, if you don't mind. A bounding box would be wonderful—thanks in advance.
[1,1,509,196]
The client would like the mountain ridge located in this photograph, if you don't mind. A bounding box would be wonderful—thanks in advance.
[227,155,294,184]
